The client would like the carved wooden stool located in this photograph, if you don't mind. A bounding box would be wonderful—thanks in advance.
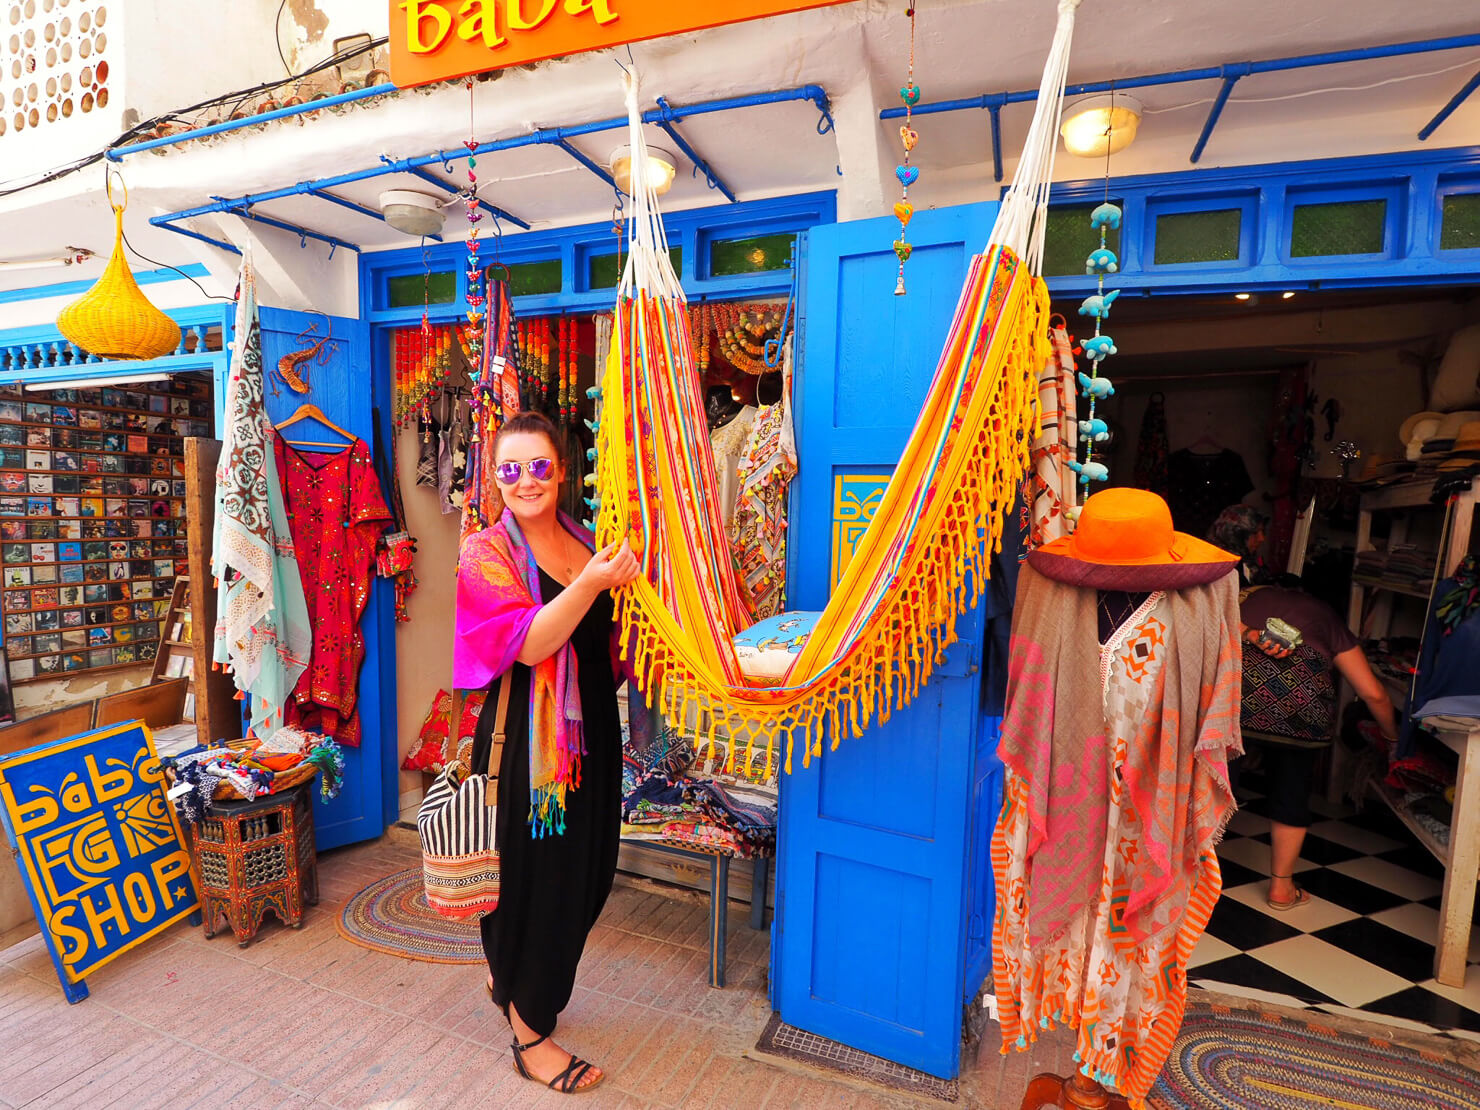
[1020,1072,1131,1110]
[191,781,319,947]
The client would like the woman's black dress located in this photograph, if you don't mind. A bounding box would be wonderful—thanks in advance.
[472,568,622,1037]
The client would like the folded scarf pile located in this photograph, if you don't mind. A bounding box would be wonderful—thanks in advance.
[164,728,344,825]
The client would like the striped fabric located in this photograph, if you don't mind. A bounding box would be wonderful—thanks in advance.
[418,764,500,920]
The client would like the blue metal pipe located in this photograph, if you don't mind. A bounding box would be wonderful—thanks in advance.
[989,104,1003,183]
[881,33,1480,121]
[392,163,531,231]
[554,138,617,190]
[153,86,832,251]
[202,198,360,255]
[1419,67,1480,141]
[655,97,736,202]
[1190,68,1247,163]
[106,84,397,161]
[154,222,242,256]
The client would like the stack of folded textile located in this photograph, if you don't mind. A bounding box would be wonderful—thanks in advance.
[1383,544,1436,590]
[1353,546,1388,579]
[165,727,345,826]
[621,768,778,857]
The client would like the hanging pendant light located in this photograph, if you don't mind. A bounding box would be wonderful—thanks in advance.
[57,173,181,361]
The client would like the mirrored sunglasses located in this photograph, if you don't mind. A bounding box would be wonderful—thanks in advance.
[494,457,556,484]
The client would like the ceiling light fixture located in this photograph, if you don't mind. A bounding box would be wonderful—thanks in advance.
[379,190,445,237]
[25,372,171,391]
[608,144,678,197]
[1281,291,1296,299]
[1234,292,1252,301]
[1060,94,1143,158]
[0,247,94,273]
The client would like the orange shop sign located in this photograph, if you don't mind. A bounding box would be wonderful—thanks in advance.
[389,0,855,89]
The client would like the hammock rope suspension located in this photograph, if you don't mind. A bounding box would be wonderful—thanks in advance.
[597,0,1084,775]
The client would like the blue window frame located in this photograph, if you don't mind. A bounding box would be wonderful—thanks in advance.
[1284,181,1405,263]
[1041,145,1480,296]
[362,191,835,322]
[1142,192,1258,272]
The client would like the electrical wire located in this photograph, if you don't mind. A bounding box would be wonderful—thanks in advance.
[1141,54,1480,114]
[119,227,235,303]
[0,34,389,200]
[275,0,292,77]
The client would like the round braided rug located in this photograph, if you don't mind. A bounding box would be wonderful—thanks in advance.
[1151,1002,1480,1109]
[337,868,484,964]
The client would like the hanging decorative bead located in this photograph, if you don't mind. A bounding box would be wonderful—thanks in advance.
[392,324,459,428]
[1070,193,1122,488]
[893,1,920,296]
[557,315,570,424]
[715,303,786,376]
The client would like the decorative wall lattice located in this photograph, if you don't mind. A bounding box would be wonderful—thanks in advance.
[2,0,108,139]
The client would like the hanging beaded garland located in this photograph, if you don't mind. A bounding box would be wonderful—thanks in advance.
[1071,119,1125,490]
[392,324,459,427]
[715,303,786,376]
[893,1,921,296]
[463,81,485,370]
[557,315,570,424]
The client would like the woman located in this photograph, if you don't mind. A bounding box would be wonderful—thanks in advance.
[1208,503,1272,588]
[453,411,639,1094]
[1236,582,1399,910]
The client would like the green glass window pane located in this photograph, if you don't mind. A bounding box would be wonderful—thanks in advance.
[507,259,562,296]
[1440,193,1480,252]
[1153,209,1241,265]
[387,270,455,308]
[709,233,797,276]
[1290,199,1386,257]
[1041,204,1121,277]
[588,247,682,290]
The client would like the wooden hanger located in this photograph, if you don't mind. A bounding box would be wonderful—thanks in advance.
[274,403,354,450]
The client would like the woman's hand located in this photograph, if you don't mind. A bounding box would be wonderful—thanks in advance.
[578,539,639,594]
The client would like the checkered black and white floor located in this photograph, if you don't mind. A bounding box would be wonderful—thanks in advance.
[1192,775,1480,1042]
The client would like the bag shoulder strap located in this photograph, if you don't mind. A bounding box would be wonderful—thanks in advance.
[487,671,512,779]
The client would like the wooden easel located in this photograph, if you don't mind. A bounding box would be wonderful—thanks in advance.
[1021,1071,1130,1110]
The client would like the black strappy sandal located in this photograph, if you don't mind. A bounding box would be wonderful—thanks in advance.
[511,1034,604,1094]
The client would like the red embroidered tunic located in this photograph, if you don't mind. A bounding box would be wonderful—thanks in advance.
[274,437,390,745]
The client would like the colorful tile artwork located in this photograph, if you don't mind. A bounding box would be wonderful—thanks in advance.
[0,377,212,684]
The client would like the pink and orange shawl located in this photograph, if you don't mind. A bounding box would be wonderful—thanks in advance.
[453,509,599,837]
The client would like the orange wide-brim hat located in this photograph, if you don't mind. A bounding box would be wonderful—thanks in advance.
[1031,487,1238,590]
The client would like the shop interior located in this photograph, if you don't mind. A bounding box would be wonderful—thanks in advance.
[391,294,792,906]
[1059,283,1480,1030]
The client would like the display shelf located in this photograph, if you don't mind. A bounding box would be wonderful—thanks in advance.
[1368,778,1449,865]
[1350,574,1433,599]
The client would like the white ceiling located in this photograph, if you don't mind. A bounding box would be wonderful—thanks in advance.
[0,0,1476,298]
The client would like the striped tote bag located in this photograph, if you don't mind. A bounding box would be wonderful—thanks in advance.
[418,675,510,920]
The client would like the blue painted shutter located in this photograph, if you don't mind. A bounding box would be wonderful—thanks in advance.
[775,201,999,1079]
[258,308,395,851]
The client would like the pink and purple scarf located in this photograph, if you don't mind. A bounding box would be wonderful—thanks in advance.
[453,509,596,837]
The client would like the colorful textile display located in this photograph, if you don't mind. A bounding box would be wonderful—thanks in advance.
[992,490,1242,1108]
[401,687,488,773]
[166,729,344,826]
[453,510,609,836]
[275,437,392,746]
[1132,390,1170,497]
[728,340,798,621]
[594,7,1083,772]
[210,250,313,736]
[1025,322,1078,548]
[459,276,519,545]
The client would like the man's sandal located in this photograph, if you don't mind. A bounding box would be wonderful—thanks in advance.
[512,1033,604,1094]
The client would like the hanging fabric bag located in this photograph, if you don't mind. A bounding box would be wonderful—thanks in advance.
[418,673,510,919]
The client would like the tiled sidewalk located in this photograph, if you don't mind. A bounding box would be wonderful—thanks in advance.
[0,830,1014,1109]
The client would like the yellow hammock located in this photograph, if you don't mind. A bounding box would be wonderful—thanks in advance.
[596,0,1081,776]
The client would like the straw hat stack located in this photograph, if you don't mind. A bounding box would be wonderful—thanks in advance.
[1397,409,1480,478]
[1437,421,1480,473]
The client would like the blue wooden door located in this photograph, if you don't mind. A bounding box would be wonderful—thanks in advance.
[776,201,998,1078]
[258,308,396,851]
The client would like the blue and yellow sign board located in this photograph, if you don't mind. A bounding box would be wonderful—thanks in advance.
[831,471,889,588]
[0,721,198,1003]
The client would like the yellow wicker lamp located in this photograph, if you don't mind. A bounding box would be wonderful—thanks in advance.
[57,176,181,361]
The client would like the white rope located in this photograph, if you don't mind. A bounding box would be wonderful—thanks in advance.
[988,0,1083,273]
[617,68,684,302]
